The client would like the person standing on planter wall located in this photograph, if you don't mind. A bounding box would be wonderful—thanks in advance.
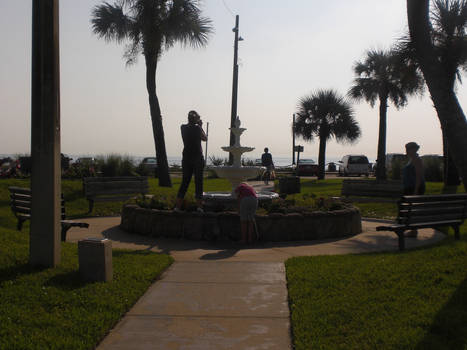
[175,110,207,212]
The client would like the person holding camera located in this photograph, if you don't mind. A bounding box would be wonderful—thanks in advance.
[175,110,207,212]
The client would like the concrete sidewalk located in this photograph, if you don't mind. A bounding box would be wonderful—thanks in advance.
[67,217,445,262]
[97,261,291,349]
[67,217,444,350]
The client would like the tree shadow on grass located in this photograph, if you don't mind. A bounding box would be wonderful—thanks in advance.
[414,276,467,350]
[0,263,46,284]
[45,270,88,290]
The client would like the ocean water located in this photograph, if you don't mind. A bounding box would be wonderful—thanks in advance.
[1,154,374,167]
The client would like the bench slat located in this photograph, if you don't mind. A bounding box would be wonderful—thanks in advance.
[84,176,148,182]
[8,186,32,195]
[399,206,465,217]
[402,194,467,203]
[399,213,464,225]
[92,195,136,202]
[85,183,148,194]
[377,219,463,231]
[86,188,148,197]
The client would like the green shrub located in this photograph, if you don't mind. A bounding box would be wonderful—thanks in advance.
[388,158,405,180]
[241,158,254,166]
[208,155,226,166]
[423,157,444,182]
[95,154,137,177]
[260,194,348,214]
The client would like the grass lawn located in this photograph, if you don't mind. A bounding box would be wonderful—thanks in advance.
[285,179,467,350]
[1,176,466,349]
[0,178,174,349]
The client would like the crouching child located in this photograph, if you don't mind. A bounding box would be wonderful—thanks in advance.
[234,182,258,244]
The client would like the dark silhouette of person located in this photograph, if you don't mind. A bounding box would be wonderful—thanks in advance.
[261,147,274,171]
[175,110,207,212]
[402,141,425,238]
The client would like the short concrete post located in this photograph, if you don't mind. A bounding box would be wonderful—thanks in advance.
[78,238,112,282]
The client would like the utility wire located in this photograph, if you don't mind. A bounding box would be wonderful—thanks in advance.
[221,0,235,17]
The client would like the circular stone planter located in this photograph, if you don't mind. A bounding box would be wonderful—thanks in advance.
[120,204,362,242]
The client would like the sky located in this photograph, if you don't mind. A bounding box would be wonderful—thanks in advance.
[1,0,466,163]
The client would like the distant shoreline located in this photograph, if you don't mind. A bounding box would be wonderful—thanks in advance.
[0,153,378,166]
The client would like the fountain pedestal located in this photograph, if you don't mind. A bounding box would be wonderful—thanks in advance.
[203,117,278,206]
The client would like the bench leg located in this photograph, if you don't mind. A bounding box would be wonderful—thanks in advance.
[17,218,27,231]
[395,229,405,251]
[453,225,460,240]
[88,200,94,214]
[61,224,72,242]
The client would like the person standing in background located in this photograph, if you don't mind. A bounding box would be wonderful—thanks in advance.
[403,141,425,237]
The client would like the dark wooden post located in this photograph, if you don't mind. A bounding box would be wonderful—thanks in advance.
[30,0,61,267]
[229,15,240,165]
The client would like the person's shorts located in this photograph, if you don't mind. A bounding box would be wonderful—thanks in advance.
[266,165,274,172]
[239,196,258,222]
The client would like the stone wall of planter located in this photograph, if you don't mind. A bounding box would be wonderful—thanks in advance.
[120,204,362,242]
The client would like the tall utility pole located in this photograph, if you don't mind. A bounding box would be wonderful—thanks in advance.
[204,122,209,166]
[229,15,241,165]
[30,0,61,267]
[292,114,296,165]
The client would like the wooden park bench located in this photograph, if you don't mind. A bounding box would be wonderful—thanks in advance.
[376,194,467,250]
[340,179,402,202]
[9,186,89,241]
[83,176,149,213]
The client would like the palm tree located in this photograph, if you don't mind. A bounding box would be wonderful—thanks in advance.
[348,49,423,181]
[407,0,467,192]
[91,0,213,187]
[401,0,467,186]
[294,89,361,180]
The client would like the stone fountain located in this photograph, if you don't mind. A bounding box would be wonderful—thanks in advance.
[203,117,279,207]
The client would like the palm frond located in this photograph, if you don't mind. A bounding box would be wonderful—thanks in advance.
[164,0,213,49]
[91,1,134,43]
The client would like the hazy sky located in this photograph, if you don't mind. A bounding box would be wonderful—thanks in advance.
[1,1,466,162]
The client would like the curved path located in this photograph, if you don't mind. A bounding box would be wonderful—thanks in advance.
[67,217,444,262]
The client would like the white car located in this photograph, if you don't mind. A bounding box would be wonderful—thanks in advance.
[338,155,371,176]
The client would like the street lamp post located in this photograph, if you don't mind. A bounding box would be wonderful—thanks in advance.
[292,114,296,165]
[229,15,243,165]
[30,0,61,267]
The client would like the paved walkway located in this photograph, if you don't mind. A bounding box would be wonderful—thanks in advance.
[67,216,444,350]
[69,182,445,349]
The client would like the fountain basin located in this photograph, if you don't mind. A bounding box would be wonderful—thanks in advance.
[120,204,362,242]
[203,190,279,211]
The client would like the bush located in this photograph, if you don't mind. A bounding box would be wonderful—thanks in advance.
[208,156,227,166]
[95,154,137,177]
[260,194,348,214]
[242,158,254,166]
[424,157,444,182]
[388,157,406,180]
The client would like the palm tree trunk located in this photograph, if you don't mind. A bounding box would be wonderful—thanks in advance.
[145,57,172,187]
[408,0,467,191]
[376,96,388,181]
[318,135,326,180]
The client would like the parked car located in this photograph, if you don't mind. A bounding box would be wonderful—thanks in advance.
[338,155,371,176]
[141,157,157,170]
[296,158,319,176]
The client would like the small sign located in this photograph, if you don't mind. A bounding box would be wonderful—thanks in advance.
[294,145,304,152]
